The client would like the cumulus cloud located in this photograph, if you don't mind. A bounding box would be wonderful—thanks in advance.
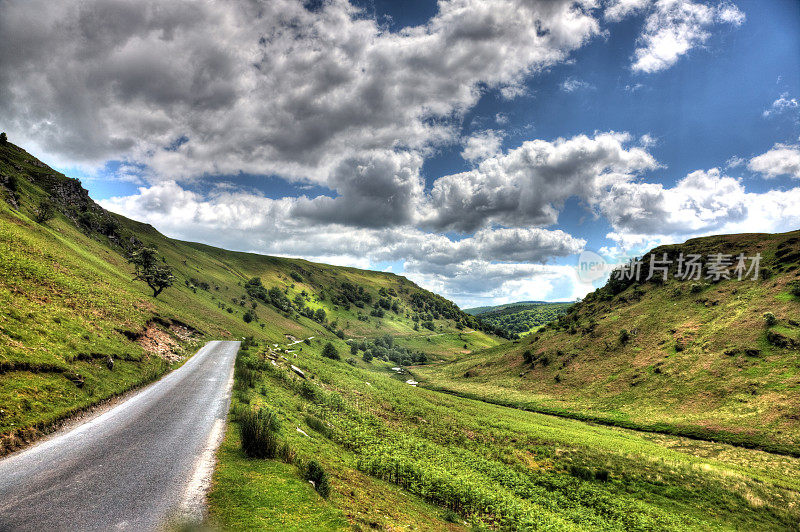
[425,132,659,232]
[596,165,800,253]
[461,130,505,163]
[101,181,585,305]
[748,144,800,179]
[605,0,649,23]
[763,93,799,119]
[0,0,603,183]
[626,0,745,74]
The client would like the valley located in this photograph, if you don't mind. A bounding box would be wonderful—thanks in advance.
[1,140,799,530]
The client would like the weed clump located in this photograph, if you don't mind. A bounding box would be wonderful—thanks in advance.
[239,407,281,459]
[304,460,331,498]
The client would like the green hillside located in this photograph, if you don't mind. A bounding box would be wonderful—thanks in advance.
[3,140,800,530]
[416,232,800,454]
[466,301,573,336]
[0,140,498,455]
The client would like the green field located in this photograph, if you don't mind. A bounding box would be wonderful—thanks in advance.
[208,339,800,530]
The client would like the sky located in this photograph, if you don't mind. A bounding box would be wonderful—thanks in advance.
[1,0,799,308]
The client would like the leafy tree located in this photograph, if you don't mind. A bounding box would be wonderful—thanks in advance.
[362,350,374,363]
[128,247,175,298]
[35,199,56,223]
[0,132,6,145]
[314,308,327,323]
[322,342,340,360]
[243,309,256,323]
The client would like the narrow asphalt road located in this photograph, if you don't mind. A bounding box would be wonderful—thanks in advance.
[0,340,239,531]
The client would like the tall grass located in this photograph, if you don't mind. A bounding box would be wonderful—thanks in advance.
[239,407,281,459]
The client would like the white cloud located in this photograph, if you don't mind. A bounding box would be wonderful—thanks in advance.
[605,0,649,22]
[763,93,799,119]
[725,155,744,168]
[596,166,800,252]
[748,144,800,179]
[425,132,659,232]
[0,0,604,185]
[461,130,505,163]
[560,77,593,92]
[629,0,745,74]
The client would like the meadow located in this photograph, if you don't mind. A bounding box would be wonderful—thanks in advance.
[208,337,800,531]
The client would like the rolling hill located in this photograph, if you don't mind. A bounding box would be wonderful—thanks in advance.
[415,231,800,454]
[464,301,573,336]
[0,139,499,455]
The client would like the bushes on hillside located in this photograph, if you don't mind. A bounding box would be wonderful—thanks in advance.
[789,281,800,298]
[322,342,340,360]
[619,329,630,344]
[303,460,331,498]
[763,312,777,327]
[35,199,56,223]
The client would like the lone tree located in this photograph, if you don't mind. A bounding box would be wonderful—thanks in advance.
[322,342,340,361]
[0,132,7,145]
[128,246,175,298]
[35,199,56,223]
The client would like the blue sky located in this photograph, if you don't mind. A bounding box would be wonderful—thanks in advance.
[2,0,799,307]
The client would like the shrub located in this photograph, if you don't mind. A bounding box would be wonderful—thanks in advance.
[522,350,533,364]
[304,460,331,498]
[242,309,256,323]
[322,342,340,360]
[290,271,303,283]
[690,283,703,293]
[763,312,777,327]
[239,407,281,459]
[619,329,630,344]
[595,469,610,482]
[298,380,324,403]
[277,442,295,464]
[234,366,258,390]
[569,465,593,481]
[789,281,800,298]
[0,132,7,145]
[35,199,56,223]
[304,415,331,438]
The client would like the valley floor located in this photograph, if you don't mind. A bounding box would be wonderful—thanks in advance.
[208,340,800,531]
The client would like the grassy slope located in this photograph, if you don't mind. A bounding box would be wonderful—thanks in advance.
[415,231,800,454]
[210,339,800,530]
[0,141,497,453]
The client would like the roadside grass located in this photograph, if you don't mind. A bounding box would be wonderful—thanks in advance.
[209,339,800,530]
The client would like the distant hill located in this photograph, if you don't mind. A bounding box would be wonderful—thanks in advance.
[463,300,552,315]
[464,301,573,336]
[416,230,800,454]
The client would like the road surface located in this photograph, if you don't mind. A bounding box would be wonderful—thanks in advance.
[0,340,239,531]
